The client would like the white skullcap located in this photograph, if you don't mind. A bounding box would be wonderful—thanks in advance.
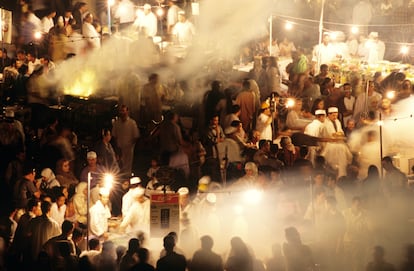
[130,177,141,185]
[177,187,189,195]
[315,109,326,115]
[327,107,338,113]
[87,151,97,159]
[143,3,151,9]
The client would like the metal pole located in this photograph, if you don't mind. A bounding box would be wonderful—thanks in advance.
[310,177,315,226]
[107,0,112,35]
[379,112,383,178]
[269,15,272,56]
[365,80,369,114]
[316,0,325,74]
[86,172,91,250]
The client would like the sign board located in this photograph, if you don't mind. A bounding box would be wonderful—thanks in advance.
[0,9,12,44]
[150,193,180,238]
[191,3,199,16]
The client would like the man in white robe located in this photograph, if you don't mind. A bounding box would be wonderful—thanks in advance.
[112,105,140,176]
[312,33,336,68]
[135,3,158,37]
[82,12,101,50]
[172,11,195,46]
[89,188,111,240]
[120,187,150,235]
[321,107,352,177]
[304,109,327,164]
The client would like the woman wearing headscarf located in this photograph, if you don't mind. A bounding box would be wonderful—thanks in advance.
[40,168,60,191]
[72,182,88,226]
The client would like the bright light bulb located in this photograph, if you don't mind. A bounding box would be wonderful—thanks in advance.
[156,7,164,17]
[351,26,359,34]
[103,174,114,190]
[285,21,293,31]
[386,90,396,100]
[401,45,409,55]
[117,4,127,16]
[286,98,295,108]
[34,31,42,40]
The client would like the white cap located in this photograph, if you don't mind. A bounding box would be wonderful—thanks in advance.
[327,107,338,113]
[315,109,326,115]
[87,151,97,159]
[99,187,110,196]
[130,177,141,185]
[177,187,189,195]
[143,3,151,9]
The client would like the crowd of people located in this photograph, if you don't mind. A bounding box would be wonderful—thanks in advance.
[1,0,414,271]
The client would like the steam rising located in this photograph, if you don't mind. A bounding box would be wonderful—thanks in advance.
[43,2,414,267]
[51,0,271,98]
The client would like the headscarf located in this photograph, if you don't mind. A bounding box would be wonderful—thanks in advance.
[41,168,56,182]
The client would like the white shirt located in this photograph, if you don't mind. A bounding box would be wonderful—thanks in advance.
[27,58,41,75]
[344,96,355,112]
[136,12,158,37]
[120,198,150,234]
[41,16,54,33]
[347,39,359,56]
[28,12,42,31]
[365,39,385,64]
[50,202,66,227]
[256,113,272,141]
[312,43,336,65]
[343,96,356,123]
[304,119,325,137]
[121,188,136,217]
[82,22,101,49]
[111,117,140,149]
[172,20,195,46]
[89,200,111,237]
[324,118,344,136]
